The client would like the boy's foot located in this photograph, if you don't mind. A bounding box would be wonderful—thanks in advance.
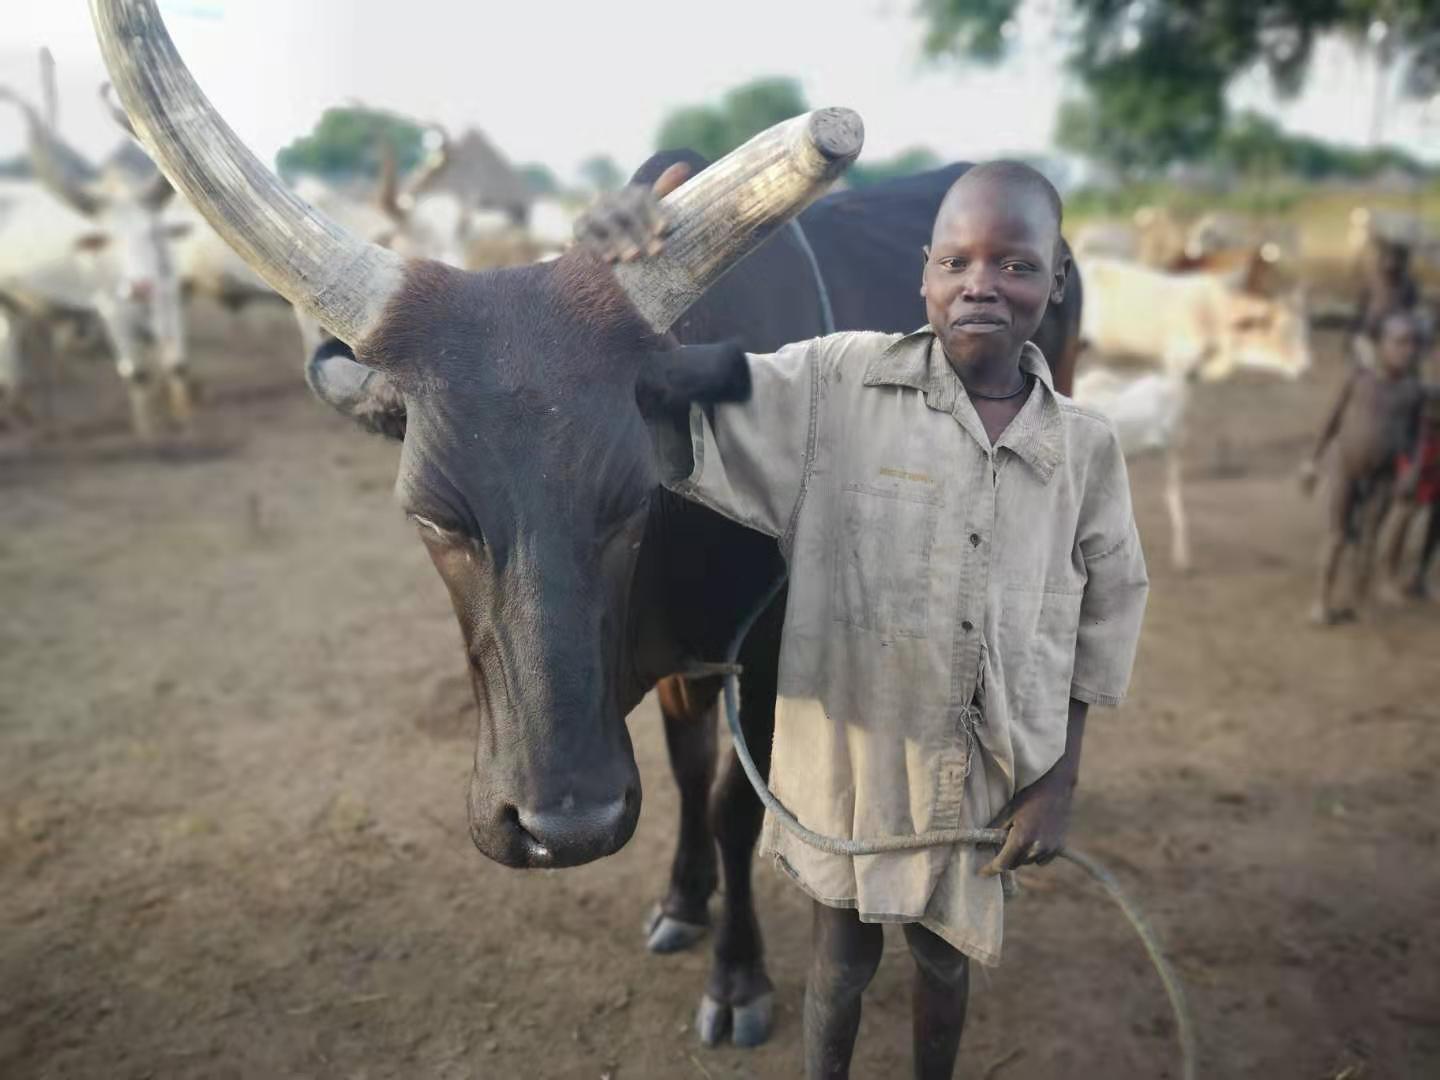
[1378,581,1409,607]
[1310,604,1357,626]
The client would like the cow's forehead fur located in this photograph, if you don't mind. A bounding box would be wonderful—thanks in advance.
[364,251,664,549]
[358,250,659,381]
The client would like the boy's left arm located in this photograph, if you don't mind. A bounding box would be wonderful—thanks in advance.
[983,423,1149,876]
[982,698,1088,875]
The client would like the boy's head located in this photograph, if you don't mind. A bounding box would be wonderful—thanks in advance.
[1377,310,1422,376]
[921,161,1069,371]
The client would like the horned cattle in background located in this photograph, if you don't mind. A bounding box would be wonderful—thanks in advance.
[1075,256,1312,570]
[289,119,552,366]
[0,54,193,437]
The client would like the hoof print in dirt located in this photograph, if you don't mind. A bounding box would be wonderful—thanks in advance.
[644,903,708,954]
[695,992,773,1048]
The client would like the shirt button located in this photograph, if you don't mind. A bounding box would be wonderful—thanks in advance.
[962,620,974,632]
[969,533,981,547]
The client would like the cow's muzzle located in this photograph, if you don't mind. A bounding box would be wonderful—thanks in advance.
[467,772,641,869]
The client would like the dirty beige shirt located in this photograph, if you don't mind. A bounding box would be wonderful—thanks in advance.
[669,327,1149,964]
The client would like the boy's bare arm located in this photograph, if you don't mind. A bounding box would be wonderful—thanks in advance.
[1302,371,1358,488]
[981,698,1088,876]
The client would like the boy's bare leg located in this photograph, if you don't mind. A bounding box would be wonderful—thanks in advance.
[903,922,970,1080]
[1312,532,1349,624]
[1377,500,1414,602]
[1353,478,1394,609]
[805,902,883,1079]
[1313,477,1355,624]
[1408,505,1440,598]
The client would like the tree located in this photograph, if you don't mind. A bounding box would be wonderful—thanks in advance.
[655,77,808,160]
[578,154,624,193]
[518,162,561,197]
[276,106,427,181]
[847,147,944,187]
[917,1,1440,175]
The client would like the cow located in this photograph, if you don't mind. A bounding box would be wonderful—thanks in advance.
[1075,256,1312,569]
[90,0,1083,1051]
[0,64,191,439]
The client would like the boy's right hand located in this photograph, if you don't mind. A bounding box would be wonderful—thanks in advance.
[573,162,691,264]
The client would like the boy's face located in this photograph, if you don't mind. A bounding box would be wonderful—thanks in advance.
[1378,317,1420,375]
[921,180,1067,370]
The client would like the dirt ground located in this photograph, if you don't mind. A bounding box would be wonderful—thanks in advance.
[1,303,1437,1080]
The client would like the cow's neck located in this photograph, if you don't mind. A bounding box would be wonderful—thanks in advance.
[621,488,785,707]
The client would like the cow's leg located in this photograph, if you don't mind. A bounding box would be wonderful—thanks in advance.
[904,922,970,1080]
[96,302,159,441]
[646,674,719,954]
[1164,446,1191,571]
[154,284,194,433]
[696,659,778,1048]
[803,903,884,1079]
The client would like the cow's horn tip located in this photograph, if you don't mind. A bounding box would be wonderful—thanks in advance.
[807,108,864,164]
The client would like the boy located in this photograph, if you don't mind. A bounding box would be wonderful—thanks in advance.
[1303,311,1426,623]
[587,161,1149,1079]
[1381,380,1440,601]
[1351,236,1421,369]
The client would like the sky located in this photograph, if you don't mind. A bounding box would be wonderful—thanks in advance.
[1,1,1435,187]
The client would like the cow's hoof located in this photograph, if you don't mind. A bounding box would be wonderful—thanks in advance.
[730,992,774,1048]
[694,993,773,1048]
[644,903,707,954]
[695,994,730,1047]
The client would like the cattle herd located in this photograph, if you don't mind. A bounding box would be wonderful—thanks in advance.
[1,0,1438,1069]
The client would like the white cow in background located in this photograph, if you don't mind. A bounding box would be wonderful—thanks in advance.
[0,63,192,438]
[1074,256,1312,569]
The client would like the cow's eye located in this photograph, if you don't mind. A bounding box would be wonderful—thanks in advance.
[409,513,468,544]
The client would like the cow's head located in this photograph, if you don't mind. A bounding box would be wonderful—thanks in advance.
[92,0,860,868]
[0,76,184,358]
[1199,285,1312,382]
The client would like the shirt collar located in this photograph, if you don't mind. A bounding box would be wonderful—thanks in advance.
[863,325,1063,483]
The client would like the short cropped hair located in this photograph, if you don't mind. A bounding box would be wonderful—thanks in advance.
[952,160,1064,231]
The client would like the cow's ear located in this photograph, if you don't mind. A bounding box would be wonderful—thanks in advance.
[305,338,407,440]
[636,341,751,418]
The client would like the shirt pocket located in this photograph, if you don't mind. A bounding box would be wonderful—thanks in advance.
[998,583,1083,724]
[832,482,941,640]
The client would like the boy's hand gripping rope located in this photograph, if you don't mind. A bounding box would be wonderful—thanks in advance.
[718,573,1197,1080]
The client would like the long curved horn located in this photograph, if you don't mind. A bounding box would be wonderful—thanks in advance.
[613,108,862,332]
[398,125,451,207]
[39,48,59,129]
[100,81,176,211]
[376,137,403,221]
[99,80,137,138]
[89,0,403,348]
[0,87,104,218]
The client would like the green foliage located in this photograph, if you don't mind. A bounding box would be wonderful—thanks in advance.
[917,1,1440,175]
[578,155,624,193]
[275,107,426,181]
[847,146,944,187]
[518,162,560,197]
[1216,110,1437,180]
[655,77,808,160]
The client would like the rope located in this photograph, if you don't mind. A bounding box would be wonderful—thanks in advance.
[717,572,1197,1080]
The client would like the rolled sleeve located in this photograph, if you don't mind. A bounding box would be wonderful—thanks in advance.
[1071,427,1149,706]
[667,338,819,541]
